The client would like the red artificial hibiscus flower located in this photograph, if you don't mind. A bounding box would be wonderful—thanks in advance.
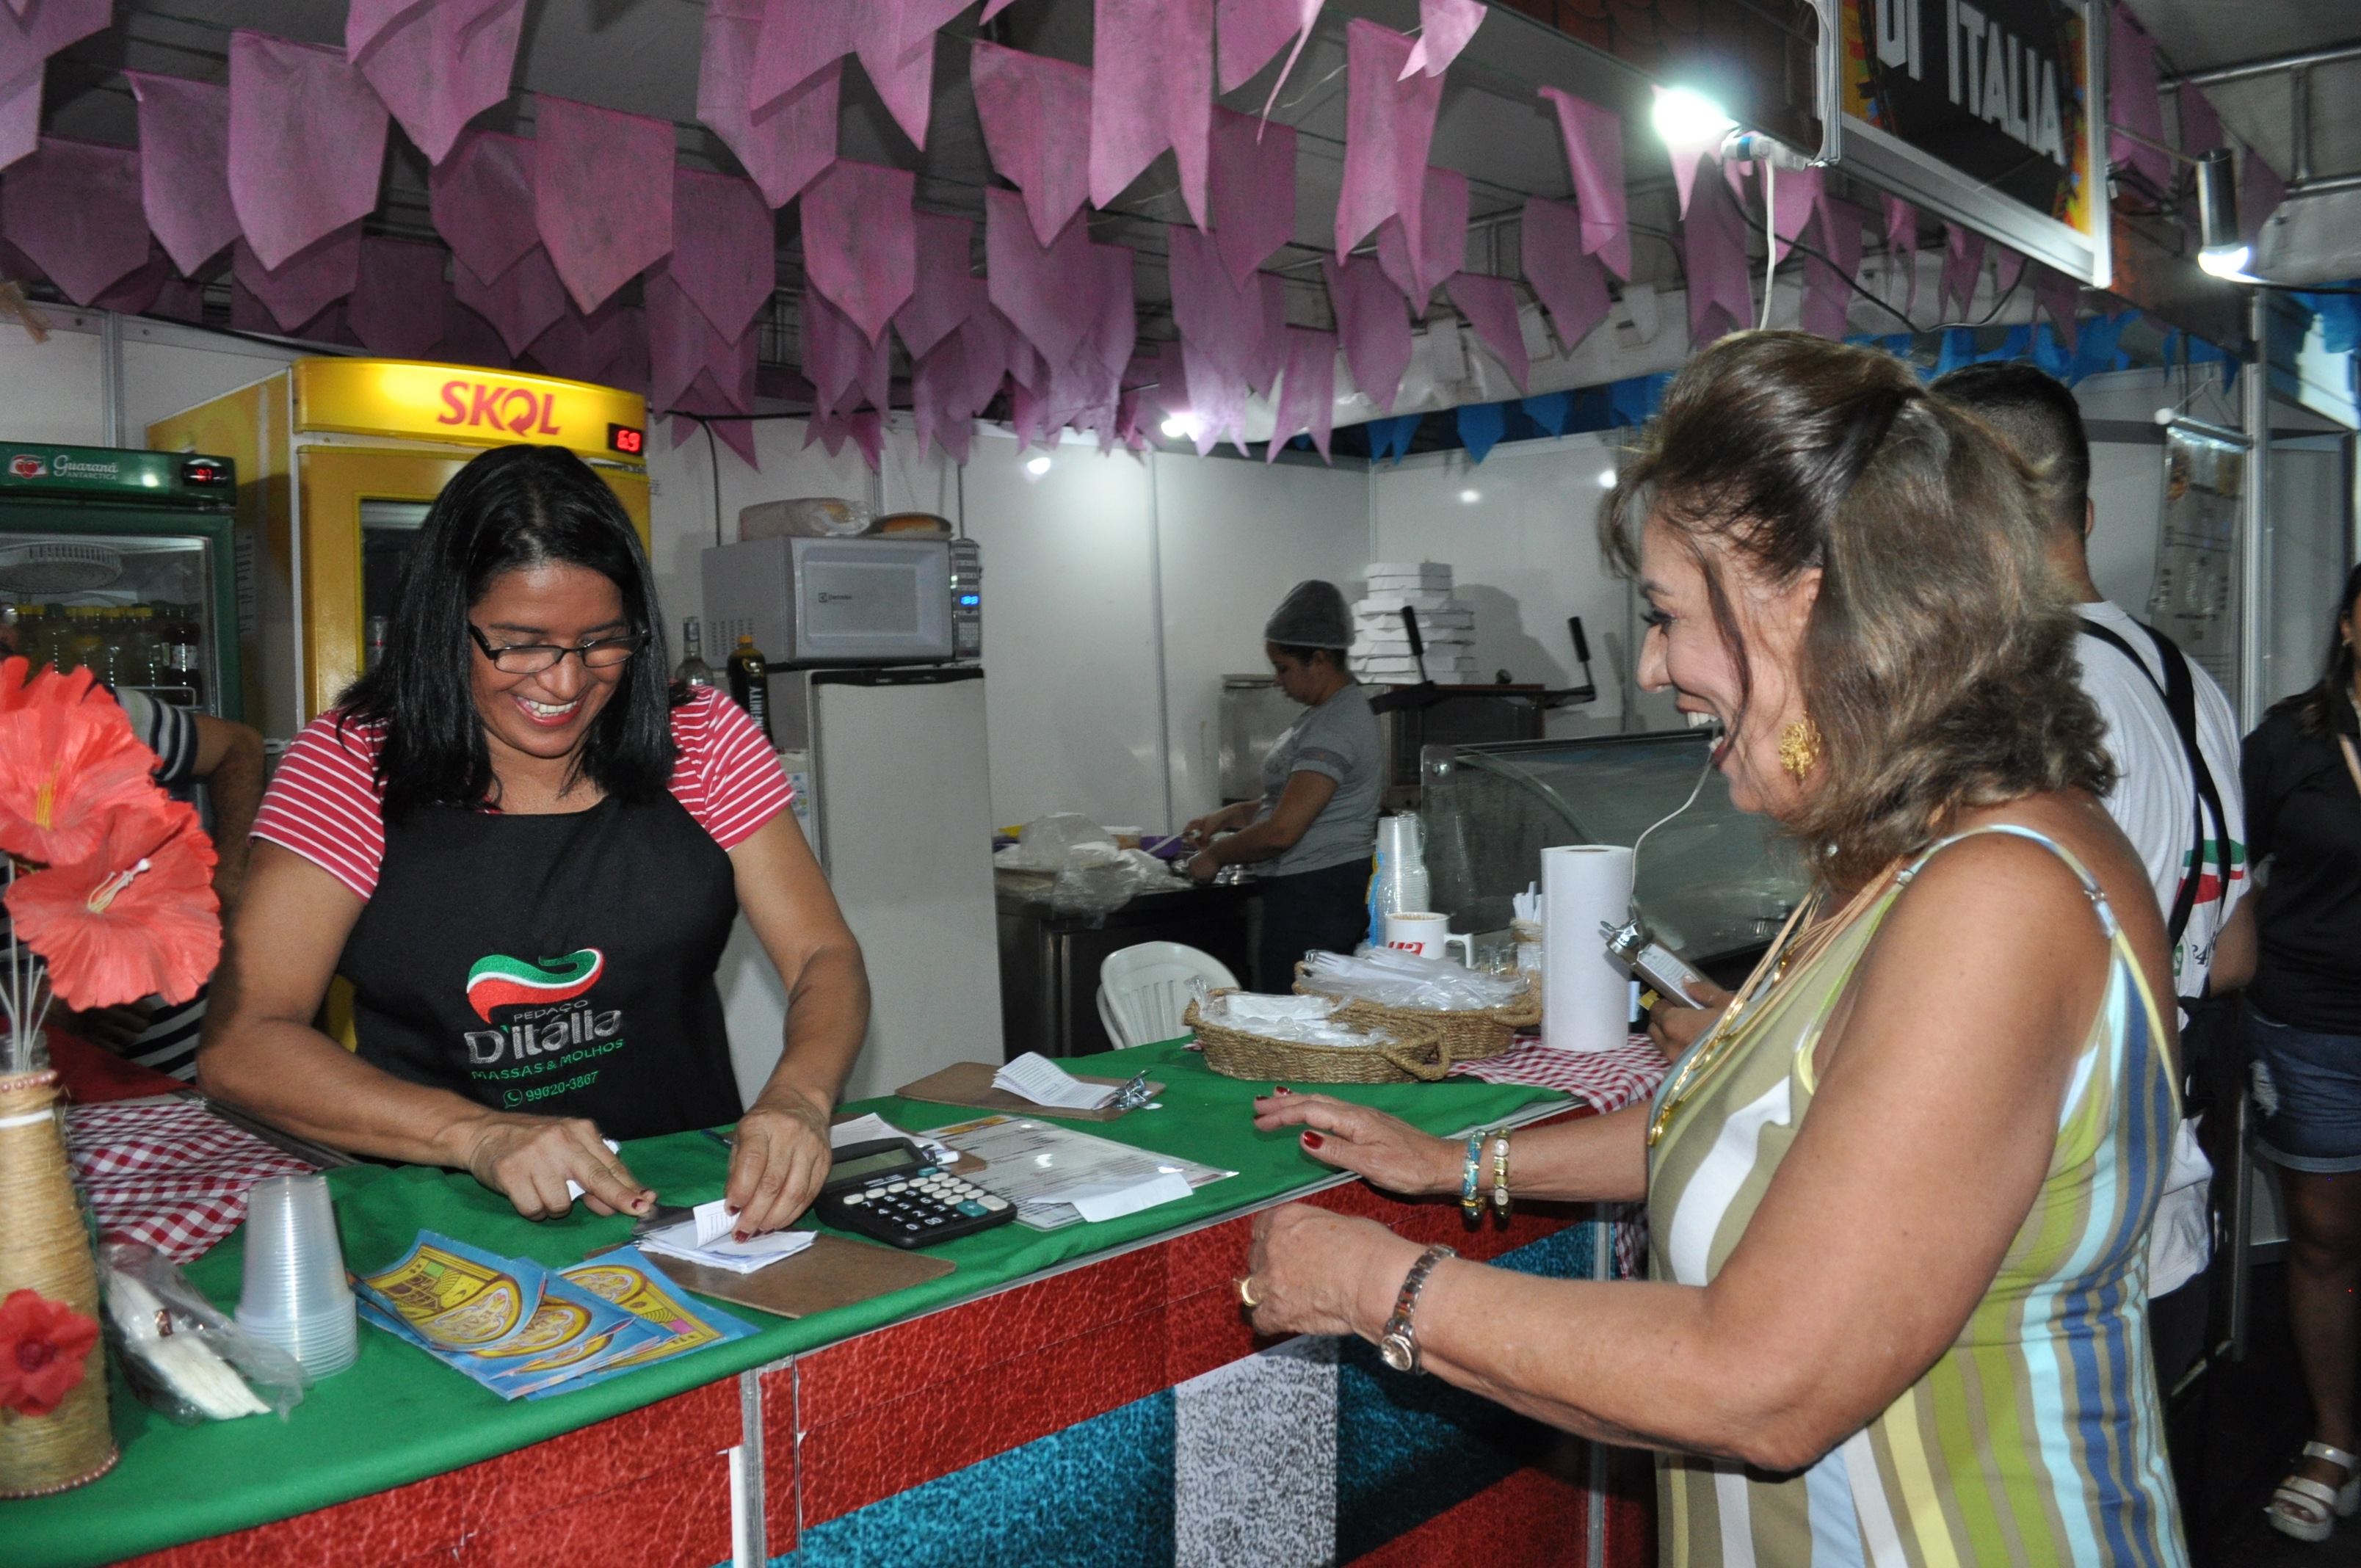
[0,666,160,868]
[0,1288,100,1418]
[5,798,220,1009]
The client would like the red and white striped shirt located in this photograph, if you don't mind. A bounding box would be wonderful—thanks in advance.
[252,686,793,901]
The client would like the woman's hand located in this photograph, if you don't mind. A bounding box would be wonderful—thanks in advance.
[1647,981,1733,1060]
[462,1114,655,1222]
[1252,1087,1460,1195]
[1187,848,1222,883]
[1244,1202,1422,1338]
[58,1001,156,1052]
[725,1091,835,1237]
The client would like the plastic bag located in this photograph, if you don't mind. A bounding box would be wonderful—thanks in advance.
[992,813,1125,873]
[739,496,874,540]
[1299,948,1529,1012]
[101,1241,306,1424]
[1205,991,1397,1046]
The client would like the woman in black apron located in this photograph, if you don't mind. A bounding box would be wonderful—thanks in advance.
[200,446,868,1235]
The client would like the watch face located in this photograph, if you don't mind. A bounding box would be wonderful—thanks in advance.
[1379,1332,1415,1373]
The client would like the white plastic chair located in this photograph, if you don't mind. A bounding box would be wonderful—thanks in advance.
[1095,942,1240,1049]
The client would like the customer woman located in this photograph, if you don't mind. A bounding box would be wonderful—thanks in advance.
[1183,580,1380,987]
[2243,562,2361,1542]
[1244,333,2188,1563]
[200,446,868,1235]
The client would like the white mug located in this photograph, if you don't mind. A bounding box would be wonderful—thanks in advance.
[1383,911,1472,965]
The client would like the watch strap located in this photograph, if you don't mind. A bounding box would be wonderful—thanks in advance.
[1377,1243,1457,1374]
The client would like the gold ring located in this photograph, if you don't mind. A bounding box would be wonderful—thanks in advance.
[1234,1274,1264,1308]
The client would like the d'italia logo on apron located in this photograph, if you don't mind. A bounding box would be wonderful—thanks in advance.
[460,949,627,1106]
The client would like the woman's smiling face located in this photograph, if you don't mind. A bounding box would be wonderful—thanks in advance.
[468,561,632,766]
[1636,517,1821,819]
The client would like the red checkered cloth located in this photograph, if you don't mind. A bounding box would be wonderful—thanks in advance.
[1449,1032,1672,1115]
[65,1100,319,1264]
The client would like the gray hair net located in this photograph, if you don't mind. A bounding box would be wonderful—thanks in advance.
[1263,580,1353,649]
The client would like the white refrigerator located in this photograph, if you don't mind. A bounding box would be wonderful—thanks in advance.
[716,667,1004,1106]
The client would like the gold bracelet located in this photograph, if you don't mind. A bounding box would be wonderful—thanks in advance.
[1490,1133,1511,1218]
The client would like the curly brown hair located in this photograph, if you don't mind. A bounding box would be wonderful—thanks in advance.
[1600,332,2113,886]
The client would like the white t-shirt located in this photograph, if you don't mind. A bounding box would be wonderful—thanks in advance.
[2072,600,2249,1001]
[2072,600,2248,1300]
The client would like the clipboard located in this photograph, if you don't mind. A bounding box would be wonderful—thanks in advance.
[893,1061,1164,1122]
[590,1233,952,1319]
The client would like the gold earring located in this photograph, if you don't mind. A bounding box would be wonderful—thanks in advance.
[1778,717,1821,780]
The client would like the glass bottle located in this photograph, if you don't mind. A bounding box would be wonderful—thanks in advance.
[62,606,104,675]
[674,616,717,689]
[726,633,772,744]
[364,615,389,674]
[123,605,159,689]
[155,603,204,705]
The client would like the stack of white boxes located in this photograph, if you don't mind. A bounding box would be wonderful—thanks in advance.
[1351,562,1478,684]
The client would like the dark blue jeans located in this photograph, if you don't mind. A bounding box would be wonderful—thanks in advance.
[2247,998,2361,1174]
[1256,858,1374,992]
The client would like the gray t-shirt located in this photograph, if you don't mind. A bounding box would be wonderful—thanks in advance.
[1257,682,1382,876]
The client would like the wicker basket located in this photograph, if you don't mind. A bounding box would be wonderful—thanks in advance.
[1293,966,1540,1064]
[0,1066,118,1498]
[1185,992,1463,1083]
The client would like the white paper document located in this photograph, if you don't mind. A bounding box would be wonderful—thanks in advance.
[829,1112,959,1166]
[639,1219,817,1275]
[564,1138,623,1202]
[924,1115,1233,1231]
[991,1052,1119,1111]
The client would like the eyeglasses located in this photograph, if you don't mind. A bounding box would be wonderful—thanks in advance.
[468,624,647,675]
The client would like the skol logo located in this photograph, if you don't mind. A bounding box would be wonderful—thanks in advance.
[437,380,565,437]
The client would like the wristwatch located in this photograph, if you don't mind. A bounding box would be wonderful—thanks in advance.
[1377,1244,1457,1374]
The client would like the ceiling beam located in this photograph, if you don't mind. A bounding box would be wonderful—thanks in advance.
[2159,39,2361,89]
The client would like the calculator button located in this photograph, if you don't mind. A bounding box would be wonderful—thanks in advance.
[957,1202,987,1217]
[842,1193,866,1206]
[924,1216,944,1226]
[885,1182,908,1193]
[918,1166,939,1177]
[979,1196,1009,1211]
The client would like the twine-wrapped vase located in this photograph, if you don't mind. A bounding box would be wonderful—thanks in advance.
[0,1067,117,1497]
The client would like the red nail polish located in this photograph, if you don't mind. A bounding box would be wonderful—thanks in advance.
[1302,1131,1324,1150]
[1274,1086,1291,1095]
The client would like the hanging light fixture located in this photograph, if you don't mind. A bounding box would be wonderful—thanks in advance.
[2193,148,2251,279]
[1650,86,1736,153]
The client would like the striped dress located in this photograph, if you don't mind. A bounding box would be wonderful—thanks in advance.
[1648,826,2187,1567]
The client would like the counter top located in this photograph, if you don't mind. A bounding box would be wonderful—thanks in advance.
[8,1041,1567,1567]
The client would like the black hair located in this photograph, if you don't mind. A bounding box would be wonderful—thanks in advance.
[1269,643,1347,671]
[339,445,679,819]
[1930,361,2092,537]
[2267,561,2361,738]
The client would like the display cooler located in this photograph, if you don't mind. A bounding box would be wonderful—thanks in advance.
[1420,730,1810,977]
[145,359,650,742]
[0,442,242,716]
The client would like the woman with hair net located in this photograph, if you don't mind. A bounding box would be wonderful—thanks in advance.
[1182,581,1382,988]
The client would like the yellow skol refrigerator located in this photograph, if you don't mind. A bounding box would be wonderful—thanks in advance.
[146,358,650,744]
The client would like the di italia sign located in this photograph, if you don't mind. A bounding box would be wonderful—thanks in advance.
[289,359,649,465]
[1832,0,2109,287]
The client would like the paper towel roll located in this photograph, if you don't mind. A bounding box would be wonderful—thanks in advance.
[1541,844,1636,1053]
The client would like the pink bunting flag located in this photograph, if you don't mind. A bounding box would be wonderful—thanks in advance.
[1682,175,1755,347]
[1216,0,1319,95]
[604,305,650,394]
[1244,272,1288,397]
[2033,264,2079,349]
[233,223,364,333]
[228,32,391,272]
[435,288,513,368]
[0,137,149,305]
[453,243,568,356]
[347,236,449,357]
[1520,196,1609,352]
[1168,224,1268,387]
[1882,195,1919,314]
[2107,5,2172,192]
[1208,107,1295,290]
[2177,84,2224,156]
[0,0,110,170]
[1770,164,1822,266]
[985,187,1098,372]
[431,131,540,287]
[1374,166,1466,313]
[1266,327,1335,461]
[122,74,239,277]
[1666,143,1707,219]
[351,0,526,166]
[1337,20,1442,261]
[795,287,891,418]
[912,334,975,463]
[152,278,208,324]
[672,167,775,343]
[1537,87,1628,280]
[970,43,1092,250]
[1445,272,1527,393]
[894,211,982,363]
[956,309,1013,421]
[1940,222,1985,319]
[2241,148,2286,250]
[1322,254,1412,415]
[649,264,760,414]
[1081,240,1137,382]
[524,298,626,383]
[94,247,173,316]
[1399,0,1484,78]
[698,0,838,208]
[799,159,915,345]
[532,94,676,314]
[1798,199,1865,341]
[1091,0,1214,228]
[1991,244,2027,297]
[750,0,960,153]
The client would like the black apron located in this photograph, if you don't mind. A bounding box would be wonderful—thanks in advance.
[338,792,744,1140]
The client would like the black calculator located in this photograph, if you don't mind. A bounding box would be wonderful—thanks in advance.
[816,1137,1018,1249]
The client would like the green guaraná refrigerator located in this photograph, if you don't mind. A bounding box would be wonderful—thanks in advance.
[0,442,242,720]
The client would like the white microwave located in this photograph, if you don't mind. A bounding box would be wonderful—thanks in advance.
[701,535,961,667]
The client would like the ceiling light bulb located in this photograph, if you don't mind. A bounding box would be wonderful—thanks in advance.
[1160,414,1201,441]
[1023,454,1053,476]
[2197,244,2252,280]
[1458,488,1481,504]
[1597,468,1619,489]
[1651,85,1736,152]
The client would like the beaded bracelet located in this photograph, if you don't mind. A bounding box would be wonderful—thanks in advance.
[1459,1131,1487,1220]
[1490,1133,1512,1218]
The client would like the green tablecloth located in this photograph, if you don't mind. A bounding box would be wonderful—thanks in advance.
[7,1042,1565,1568]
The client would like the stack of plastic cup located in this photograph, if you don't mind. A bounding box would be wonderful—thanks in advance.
[233,1174,358,1378]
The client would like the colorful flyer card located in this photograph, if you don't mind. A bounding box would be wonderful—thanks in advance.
[352,1231,551,1356]
[526,1246,755,1398]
